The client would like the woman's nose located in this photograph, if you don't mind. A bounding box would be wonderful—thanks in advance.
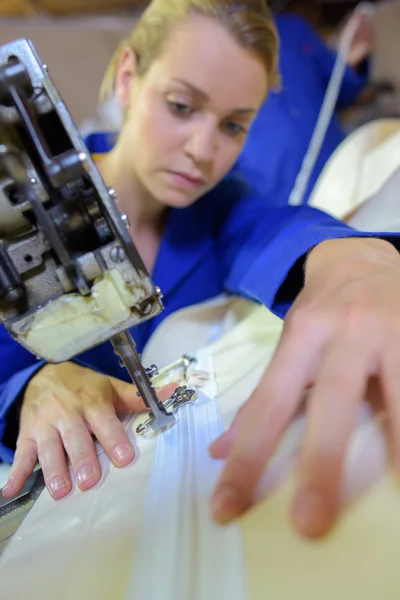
[184,124,217,166]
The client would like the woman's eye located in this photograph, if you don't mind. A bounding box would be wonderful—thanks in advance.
[168,101,193,116]
[222,121,247,137]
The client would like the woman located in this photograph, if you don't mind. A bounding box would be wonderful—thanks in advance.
[1,0,400,540]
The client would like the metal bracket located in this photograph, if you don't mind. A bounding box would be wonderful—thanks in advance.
[136,385,198,436]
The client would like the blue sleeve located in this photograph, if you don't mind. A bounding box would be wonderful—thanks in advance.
[0,363,45,463]
[0,326,43,462]
[208,178,399,318]
[290,14,367,109]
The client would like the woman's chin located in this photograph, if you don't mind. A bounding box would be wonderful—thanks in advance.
[157,188,201,209]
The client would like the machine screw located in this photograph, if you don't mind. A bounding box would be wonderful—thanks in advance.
[108,187,118,202]
[110,246,125,263]
[146,364,159,379]
[120,212,130,228]
[78,152,88,168]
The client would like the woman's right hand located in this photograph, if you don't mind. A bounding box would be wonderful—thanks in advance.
[1,361,175,500]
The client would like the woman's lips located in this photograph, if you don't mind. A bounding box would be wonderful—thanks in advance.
[167,171,206,189]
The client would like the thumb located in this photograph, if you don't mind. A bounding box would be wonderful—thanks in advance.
[110,377,178,413]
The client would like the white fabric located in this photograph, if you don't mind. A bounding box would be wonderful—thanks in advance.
[0,419,148,600]
[198,304,400,600]
[1,298,400,599]
[348,167,400,231]
[0,297,249,600]
[127,391,245,600]
[309,118,400,230]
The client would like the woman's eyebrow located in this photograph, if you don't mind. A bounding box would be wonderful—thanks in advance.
[172,77,209,101]
[171,77,256,114]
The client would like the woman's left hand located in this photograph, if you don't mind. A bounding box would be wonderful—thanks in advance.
[210,237,400,538]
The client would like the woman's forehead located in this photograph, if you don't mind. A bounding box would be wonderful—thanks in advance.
[149,14,268,109]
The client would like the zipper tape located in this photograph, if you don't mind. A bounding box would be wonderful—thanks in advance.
[127,392,246,600]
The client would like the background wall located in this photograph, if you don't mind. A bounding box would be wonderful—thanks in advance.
[0,17,134,129]
[1,0,400,133]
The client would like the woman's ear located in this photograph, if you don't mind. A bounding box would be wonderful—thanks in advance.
[114,47,138,110]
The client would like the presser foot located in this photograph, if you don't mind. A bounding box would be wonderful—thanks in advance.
[136,385,198,437]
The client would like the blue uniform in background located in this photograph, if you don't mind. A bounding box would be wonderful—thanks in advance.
[237,13,366,206]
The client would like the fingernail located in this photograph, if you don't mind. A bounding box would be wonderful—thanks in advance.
[112,444,132,463]
[77,466,95,485]
[2,479,15,493]
[49,477,69,495]
[292,489,332,537]
[212,485,240,524]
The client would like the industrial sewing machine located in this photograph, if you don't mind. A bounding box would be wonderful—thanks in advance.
[0,38,195,437]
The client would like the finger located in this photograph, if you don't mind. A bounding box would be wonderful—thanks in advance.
[59,418,101,491]
[111,378,178,413]
[212,323,320,525]
[209,427,236,459]
[380,343,400,474]
[291,332,372,538]
[209,390,309,461]
[2,437,38,498]
[86,406,134,468]
[37,426,72,499]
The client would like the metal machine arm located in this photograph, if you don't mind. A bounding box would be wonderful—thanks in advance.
[0,38,176,433]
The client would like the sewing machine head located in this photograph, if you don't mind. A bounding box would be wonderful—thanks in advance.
[0,38,164,363]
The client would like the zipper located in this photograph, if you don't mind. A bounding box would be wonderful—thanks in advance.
[127,384,246,600]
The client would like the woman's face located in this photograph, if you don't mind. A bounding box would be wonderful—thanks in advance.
[115,14,268,208]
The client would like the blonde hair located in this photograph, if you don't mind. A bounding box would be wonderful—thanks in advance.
[99,0,279,105]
